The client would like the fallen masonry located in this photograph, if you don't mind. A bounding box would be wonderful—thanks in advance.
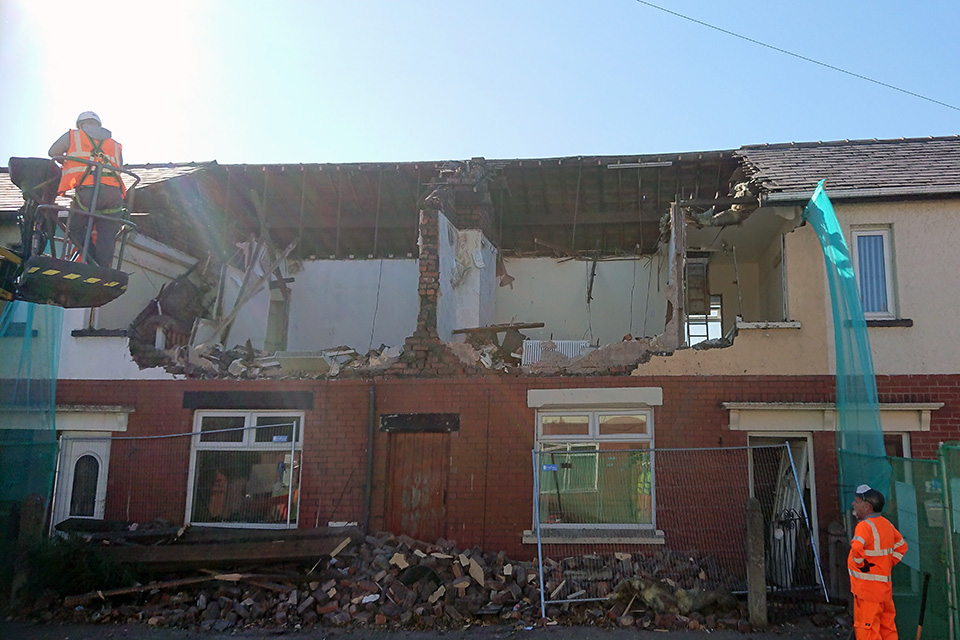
[21,531,846,633]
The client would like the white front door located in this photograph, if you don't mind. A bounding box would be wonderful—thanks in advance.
[51,435,111,528]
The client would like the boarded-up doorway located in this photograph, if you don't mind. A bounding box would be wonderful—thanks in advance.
[386,432,450,541]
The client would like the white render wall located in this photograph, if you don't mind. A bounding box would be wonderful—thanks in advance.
[58,308,177,380]
[495,251,669,345]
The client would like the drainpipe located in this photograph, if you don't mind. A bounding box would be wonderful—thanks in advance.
[363,385,376,533]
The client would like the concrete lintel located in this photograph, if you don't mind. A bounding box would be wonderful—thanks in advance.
[723,402,943,433]
[528,387,663,409]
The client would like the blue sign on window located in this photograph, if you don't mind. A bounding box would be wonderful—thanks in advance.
[272,435,289,442]
[542,464,558,471]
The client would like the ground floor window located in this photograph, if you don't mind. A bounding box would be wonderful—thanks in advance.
[187,411,303,528]
[536,410,653,528]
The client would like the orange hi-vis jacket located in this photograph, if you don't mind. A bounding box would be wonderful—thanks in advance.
[58,129,125,196]
[847,514,908,602]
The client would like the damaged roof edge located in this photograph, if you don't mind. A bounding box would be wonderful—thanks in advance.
[763,184,960,205]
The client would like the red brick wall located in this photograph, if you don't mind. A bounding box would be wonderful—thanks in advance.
[56,373,960,560]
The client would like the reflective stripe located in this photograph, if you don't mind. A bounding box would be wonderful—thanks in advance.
[852,557,864,565]
[852,536,866,545]
[864,519,881,552]
[848,569,891,583]
[864,548,895,557]
[893,552,904,561]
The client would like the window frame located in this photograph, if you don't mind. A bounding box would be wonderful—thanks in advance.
[536,408,655,531]
[186,410,304,529]
[851,227,896,319]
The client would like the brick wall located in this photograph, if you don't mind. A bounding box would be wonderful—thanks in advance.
[56,373,960,560]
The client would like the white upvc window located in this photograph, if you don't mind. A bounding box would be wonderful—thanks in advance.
[186,411,303,528]
[851,227,896,318]
[536,409,655,528]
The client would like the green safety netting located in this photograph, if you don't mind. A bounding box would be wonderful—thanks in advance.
[0,300,62,540]
[941,443,960,634]
[802,181,891,500]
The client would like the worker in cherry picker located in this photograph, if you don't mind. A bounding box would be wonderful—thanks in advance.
[48,111,126,267]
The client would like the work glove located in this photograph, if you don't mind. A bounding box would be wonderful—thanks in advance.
[860,559,874,573]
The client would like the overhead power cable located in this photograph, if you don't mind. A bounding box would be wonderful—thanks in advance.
[633,0,960,112]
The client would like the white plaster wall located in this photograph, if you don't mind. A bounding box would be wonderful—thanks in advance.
[57,308,177,380]
[759,237,785,321]
[495,251,668,345]
[283,258,419,353]
[222,264,271,350]
[437,214,458,341]
[95,236,198,330]
[437,214,497,341]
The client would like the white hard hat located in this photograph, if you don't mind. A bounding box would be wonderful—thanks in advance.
[76,111,101,127]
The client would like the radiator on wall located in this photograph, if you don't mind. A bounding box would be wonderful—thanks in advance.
[521,340,591,365]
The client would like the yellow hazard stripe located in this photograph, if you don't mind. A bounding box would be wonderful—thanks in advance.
[24,266,125,290]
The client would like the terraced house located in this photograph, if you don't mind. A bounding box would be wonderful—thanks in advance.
[2,136,958,611]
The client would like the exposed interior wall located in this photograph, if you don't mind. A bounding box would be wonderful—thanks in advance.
[282,258,419,354]
[709,260,760,325]
[496,250,668,345]
[223,263,271,351]
[758,235,785,322]
[436,214,498,340]
[640,224,829,376]
[95,236,198,330]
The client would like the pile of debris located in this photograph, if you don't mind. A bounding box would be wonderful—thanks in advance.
[133,341,405,379]
[32,532,765,633]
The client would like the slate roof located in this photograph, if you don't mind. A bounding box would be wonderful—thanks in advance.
[736,136,960,201]
[0,162,213,213]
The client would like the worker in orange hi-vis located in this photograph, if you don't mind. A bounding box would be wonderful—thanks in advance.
[49,111,126,267]
[847,484,908,639]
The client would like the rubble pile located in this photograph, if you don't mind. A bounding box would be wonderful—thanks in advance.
[37,533,761,632]
[134,341,405,379]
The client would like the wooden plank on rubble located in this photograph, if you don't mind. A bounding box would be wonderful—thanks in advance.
[96,531,359,569]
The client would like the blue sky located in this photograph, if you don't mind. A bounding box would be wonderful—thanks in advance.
[2,0,958,165]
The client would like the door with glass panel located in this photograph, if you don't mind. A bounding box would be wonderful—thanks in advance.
[51,435,111,527]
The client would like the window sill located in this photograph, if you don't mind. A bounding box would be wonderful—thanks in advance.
[522,528,665,545]
[735,320,801,330]
[866,318,913,328]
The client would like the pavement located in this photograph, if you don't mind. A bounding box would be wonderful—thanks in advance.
[0,620,851,639]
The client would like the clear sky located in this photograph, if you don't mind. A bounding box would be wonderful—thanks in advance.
[2,0,958,165]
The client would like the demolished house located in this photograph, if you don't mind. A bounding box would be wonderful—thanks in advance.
[2,136,959,602]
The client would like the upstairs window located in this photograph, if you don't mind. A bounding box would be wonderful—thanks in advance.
[687,295,722,345]
[852,228,895,318]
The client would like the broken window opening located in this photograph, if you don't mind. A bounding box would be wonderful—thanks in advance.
[687,295,722,346]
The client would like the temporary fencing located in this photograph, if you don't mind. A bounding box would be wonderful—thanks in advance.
[531,443,825,619]
[52,421,302,532]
